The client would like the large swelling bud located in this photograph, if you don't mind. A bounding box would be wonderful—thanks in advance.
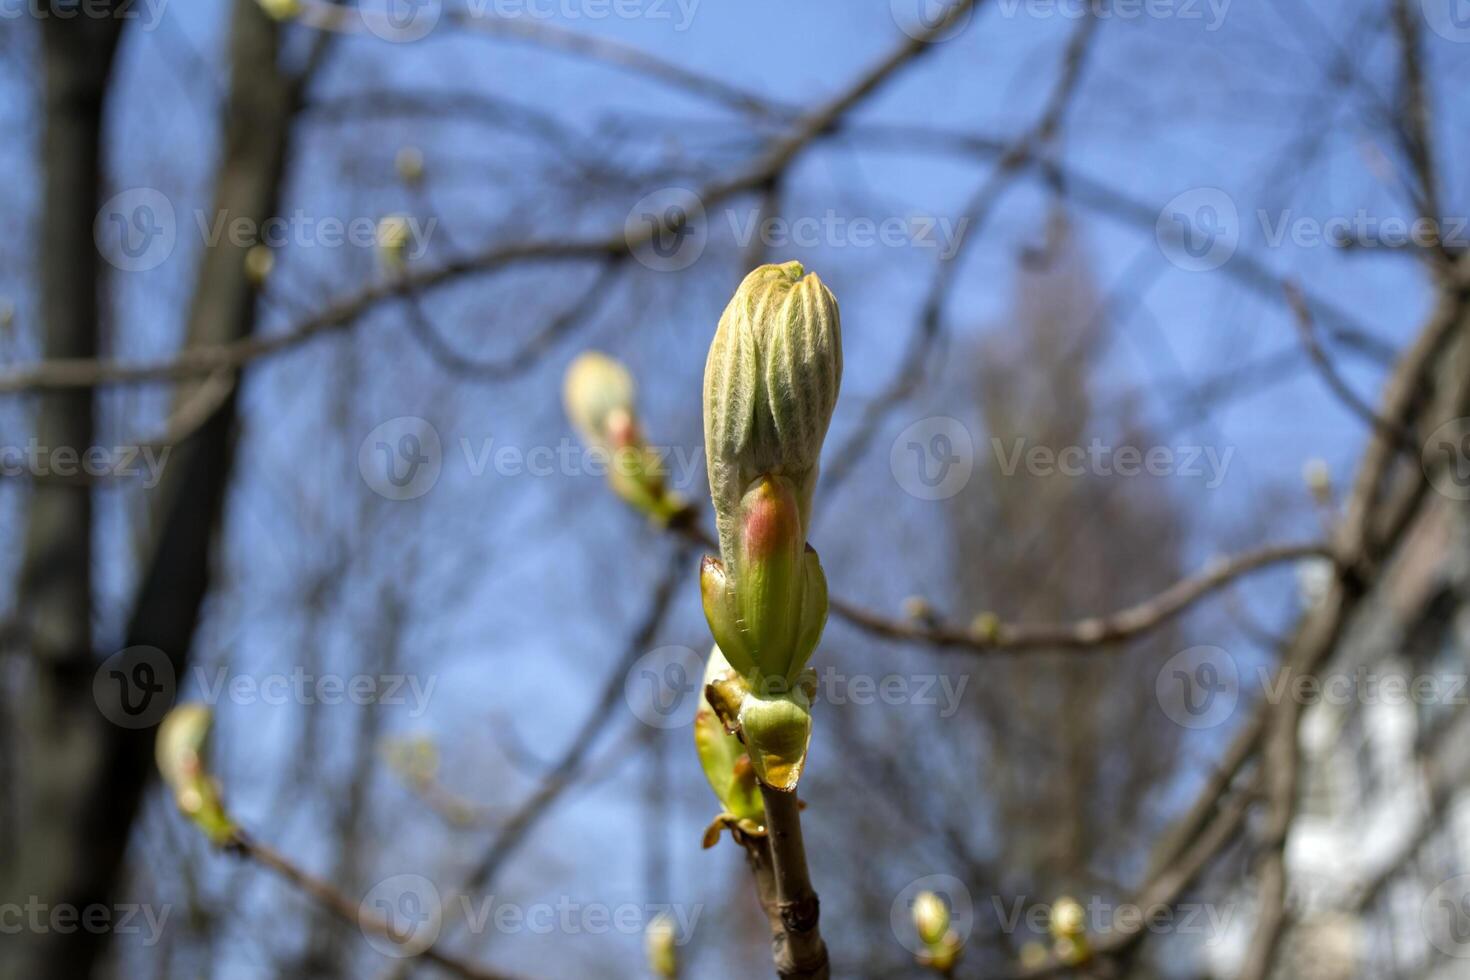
[704,261,842,566]
[699,262,841,792]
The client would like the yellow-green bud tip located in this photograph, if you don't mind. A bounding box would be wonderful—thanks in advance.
[913,891,950,947]
[645,912,678,979]
[1049,896,1086,941]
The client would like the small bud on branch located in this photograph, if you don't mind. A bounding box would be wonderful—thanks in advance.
[155,703,237,846]
[563,350,686,523]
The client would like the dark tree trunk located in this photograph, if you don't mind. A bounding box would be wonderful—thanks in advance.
[3,3,308,976]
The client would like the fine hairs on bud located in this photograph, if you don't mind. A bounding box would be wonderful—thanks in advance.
[703,261,842,568]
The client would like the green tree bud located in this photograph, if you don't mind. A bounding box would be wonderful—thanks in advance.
[1049,896,1086,941]
[564,351,637,449]
[1048,896,1091,964]
[700,476,828,686]
[563,351,685,522]
[645,911,679,979]
[913,891,951,947]
[396,145,426,186]
[155,703,237,846]
[735,682,813,793]
[377,215,412,273]
[697,264,840,794]
[256,0,301,19]
[703,261,841,565]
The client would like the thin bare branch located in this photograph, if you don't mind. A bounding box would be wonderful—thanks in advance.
[0,0,979,394]
[758,785,829,980]
[827,542,1335,654]
[233,831,523,980]
[1283,279,1420,453]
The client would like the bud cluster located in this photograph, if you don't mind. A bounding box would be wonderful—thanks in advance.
[697,262,842,794]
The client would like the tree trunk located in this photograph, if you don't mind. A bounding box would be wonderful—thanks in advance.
[0,10,125,977]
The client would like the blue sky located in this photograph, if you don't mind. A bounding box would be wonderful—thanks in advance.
[3,0,1468,975]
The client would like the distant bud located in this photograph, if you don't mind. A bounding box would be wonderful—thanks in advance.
[1019,941,1049,969]
[155,704,237,846]
[921,932,961,974]
[1053,935,1087,966]
[1296,557,1333,610]
[645,912,679,979]
[382,734,439,788]
[395,145,426,186]
[1302,457,1332,504]
[563,351,685,522]
[244,244,274,287]
[903,596,935,623]
[703,261,841,562]
[564,351,637,449]
[256,0,301,19]
[969,612,1000,642]
[1049,896,1086,942]
[377,215,412,273]
[913,891,950,947]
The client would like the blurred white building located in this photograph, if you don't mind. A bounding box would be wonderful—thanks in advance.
[1210,496,1470,979]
